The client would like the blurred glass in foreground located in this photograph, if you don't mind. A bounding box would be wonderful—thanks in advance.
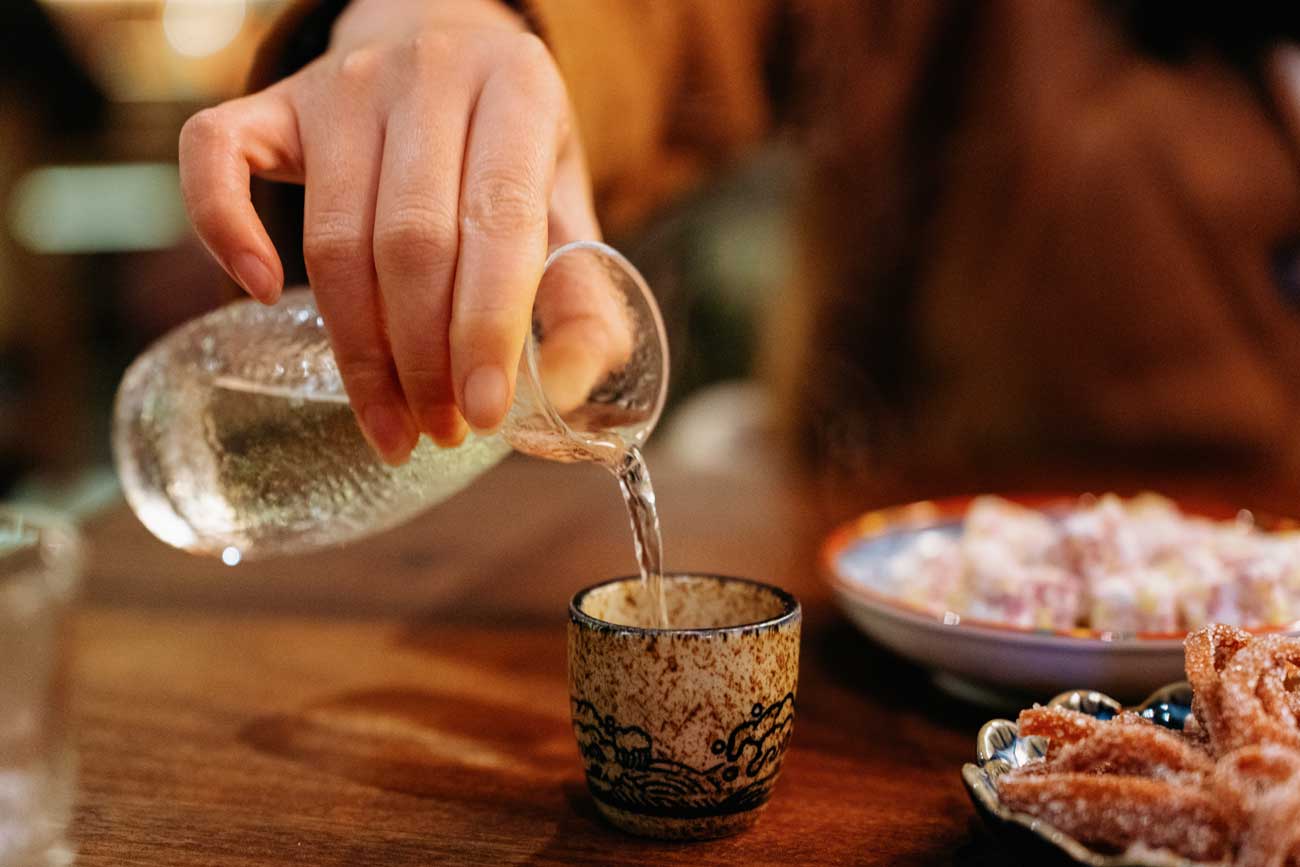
[0,509,80,867]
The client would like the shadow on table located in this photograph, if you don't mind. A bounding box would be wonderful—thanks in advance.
[812,616,1002,726]
[240,687,574,810]
[236,686,753,864]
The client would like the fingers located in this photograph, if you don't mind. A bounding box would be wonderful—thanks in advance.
[178,90,300,303]
[181,30,607,453]
[451,36,564,432]
[299,53,418,464]
[373,42,474,446]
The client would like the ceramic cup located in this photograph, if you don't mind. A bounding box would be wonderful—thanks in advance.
[567,573,801,840]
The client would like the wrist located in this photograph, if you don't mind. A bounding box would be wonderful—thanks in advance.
[332,0,527,52]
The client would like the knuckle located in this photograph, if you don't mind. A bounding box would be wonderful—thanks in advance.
[303,217,369,272]
[398,357,451,383]
[374,204,458,271]
[332,345,394,390]
[511,32,553,69]
[457,292,520,321]
[337,46,382,85]
[398,363,455,406]
[461,171,545,238]
[504,34,563,97]
[179,107,228,153]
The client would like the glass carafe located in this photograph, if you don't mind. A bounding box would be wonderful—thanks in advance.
[111,241,668,560]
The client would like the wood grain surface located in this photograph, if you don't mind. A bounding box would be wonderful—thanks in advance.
[69,446,1294,865]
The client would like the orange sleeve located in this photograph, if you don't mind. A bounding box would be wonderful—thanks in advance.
[523,0,779,230]
[248,0,785,233]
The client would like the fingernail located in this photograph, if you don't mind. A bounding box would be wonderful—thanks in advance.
[363,403,416,464]
[230,252,277,301]
[462,366,509,433]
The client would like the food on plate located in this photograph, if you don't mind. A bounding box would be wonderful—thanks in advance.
[882,494,1300,632]
[998,773,1235,861]
[995,626,1300,864]
[1016,704,1149,746]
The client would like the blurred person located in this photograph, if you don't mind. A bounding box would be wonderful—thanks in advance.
[178,0,1300,481]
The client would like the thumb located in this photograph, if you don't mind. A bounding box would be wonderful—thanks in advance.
[534,147,635,418]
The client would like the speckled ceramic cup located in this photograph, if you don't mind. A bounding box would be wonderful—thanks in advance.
[567,573,801,840]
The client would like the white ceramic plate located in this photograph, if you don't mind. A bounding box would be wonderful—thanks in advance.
[822,495,1300,703]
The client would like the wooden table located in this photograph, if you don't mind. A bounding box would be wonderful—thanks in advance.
[69,444,1296,865]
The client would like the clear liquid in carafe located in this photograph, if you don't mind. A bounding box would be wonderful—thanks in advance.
[114,287,670,625]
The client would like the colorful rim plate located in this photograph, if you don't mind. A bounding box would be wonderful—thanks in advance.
[822,494,1300,700]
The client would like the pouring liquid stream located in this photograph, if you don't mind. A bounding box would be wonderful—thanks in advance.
[613,446,668,628]
[541,405,668,629]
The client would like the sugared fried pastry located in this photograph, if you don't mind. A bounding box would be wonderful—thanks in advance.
[996,627,1300,864]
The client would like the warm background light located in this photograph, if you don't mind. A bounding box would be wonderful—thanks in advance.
[163,0,247,59]
[38,0,283,102]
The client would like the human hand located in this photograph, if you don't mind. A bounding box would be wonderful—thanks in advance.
[179,0,620,463]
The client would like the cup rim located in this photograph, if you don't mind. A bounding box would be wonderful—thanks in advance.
[569,572,801,636]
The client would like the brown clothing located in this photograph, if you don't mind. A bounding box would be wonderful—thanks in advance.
[251,0,1300,480]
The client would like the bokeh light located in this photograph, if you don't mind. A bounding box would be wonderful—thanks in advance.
[162,0,246,58]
